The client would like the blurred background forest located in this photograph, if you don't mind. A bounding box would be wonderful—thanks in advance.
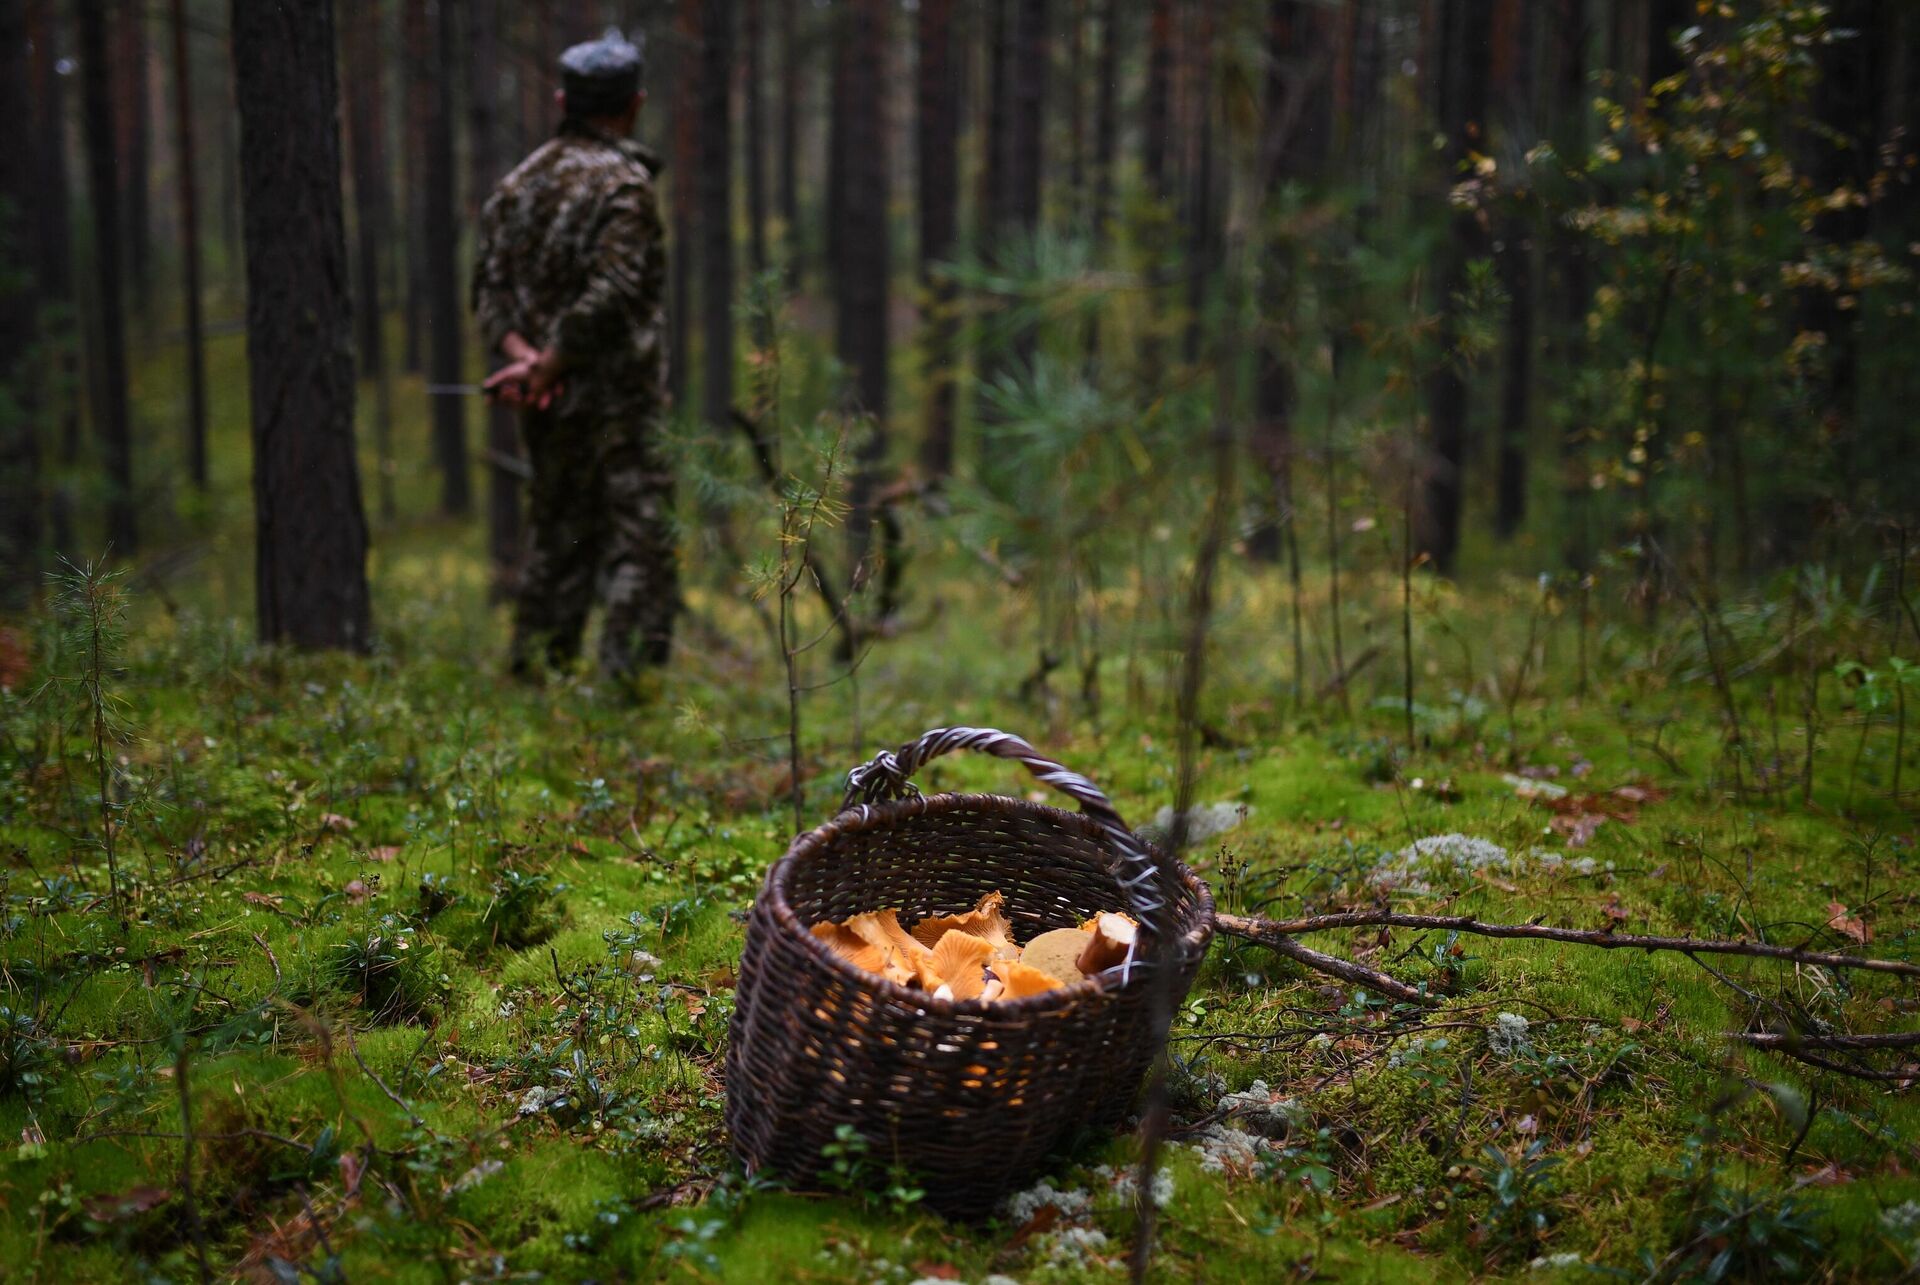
[2,0,1915,649]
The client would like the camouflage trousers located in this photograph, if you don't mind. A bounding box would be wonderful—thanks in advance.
[510,408,680,681]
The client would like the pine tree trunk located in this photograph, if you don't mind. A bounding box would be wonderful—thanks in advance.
[1416,0,1491,574]
[777,0,800,267]
[1084,0,1119,362]
[979,0,1009,233]
[1247,0,1312,565]
[27,0,80,557]
[917,0,959,478]
[1143,0,1173,201]
[114,0,151,316]
[1492,0,1534,540]
[838,0,891,570]
[401,0,429,373]
[669,0,699,412]
[425,0,469,515]
[826,4,849,287]
[78,0,137,554]
[168,0,208,492]
[470,0,520,576]
[232,0,373,651]
[1181,2,1216,365]
[1,0,41,606]
[1550,0,1591,571]
[1003,0,1047,379]
[700,0,735,431]
[745,0,767,277]
[342,0,396,521]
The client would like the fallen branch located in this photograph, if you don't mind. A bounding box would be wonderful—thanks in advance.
[1732,1030,1920,1051]
[1216,911,1920,981]
[1239,927,1435,1007]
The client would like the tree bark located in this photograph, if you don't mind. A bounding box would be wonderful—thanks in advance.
[78,0,137,554]
[26,0,78,559]
[1,0,41,606]
[1492,0,1534,540]
[1181,2,1216,365]
[1143,0,1173,202]
[167,0,208,492]
[1550,0,1592,572]
[232,0,373,651]
[1416,0,1491,575]
[1247,0,1312,564]
[113,0,151,315]
[669,0,699,411]
[699,0,735,433]
[1084,0,1119,363]
[342,0,396,521]
[425,0,469,515]
[838,0,891,570]
[469,0,519,576]
[979,0,1009,235]
[917,0,959,479]
[745,0,767,278]
[400,0,429,372]
[777,0,800,268]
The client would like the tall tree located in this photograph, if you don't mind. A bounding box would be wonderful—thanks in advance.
[425,0,469,515]
[699,0,734,433]
[777,0,800,265]
[1247,0,1331,564]
[113,0,151,314]
[1181,1,1216,364]
[837,0,890,565]
[167,0,208,491]
[1417,0,1492,573]
[1549,0,1593,571]
[668,0,699,411]
[342,0,396,520]
[400,0,429,372]
[1084,0,1120,361]
[2,0,41,605]
[469,0,520,576]
[78,0,136,553]
[1142,0,1174,202]
[26,0,79,556]
[231,0,373,650]
[1492,0,1535,539]
[917,0,959,478]
[745,0,767,277]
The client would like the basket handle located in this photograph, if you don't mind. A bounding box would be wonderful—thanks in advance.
[840,726,1172,946]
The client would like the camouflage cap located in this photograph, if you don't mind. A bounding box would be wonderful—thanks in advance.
[560,27,644,116]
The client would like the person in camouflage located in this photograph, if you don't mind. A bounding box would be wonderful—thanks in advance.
[471,29,678,682]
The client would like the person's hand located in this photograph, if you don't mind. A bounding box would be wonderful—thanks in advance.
[523,347,565,409]
[484,347,565,410]
[483,354,539,407]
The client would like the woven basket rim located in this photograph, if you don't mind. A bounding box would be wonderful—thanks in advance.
[764,790,1216,1019]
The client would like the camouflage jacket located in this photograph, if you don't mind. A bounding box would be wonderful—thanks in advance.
[471,120,669,424]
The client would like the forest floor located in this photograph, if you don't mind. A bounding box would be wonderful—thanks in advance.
[5,337,1920,1281]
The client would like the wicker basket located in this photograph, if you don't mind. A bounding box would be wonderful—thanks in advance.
[724,726,1215,1218]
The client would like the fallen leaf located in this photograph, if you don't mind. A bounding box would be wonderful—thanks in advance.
[318,812,355,833]
[367,845,401,863]
[242,892,283,909]
[912,1264,961,1281]
[1827,902,1871,944]
[84,1185,171,1223]
[1004,1202,1060,1251]
[1474,868,1520,894]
